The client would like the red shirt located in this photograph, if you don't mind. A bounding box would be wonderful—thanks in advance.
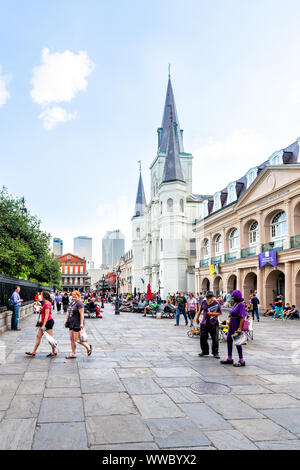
[41,302,52,323]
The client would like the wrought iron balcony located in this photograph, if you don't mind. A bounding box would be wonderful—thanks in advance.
[291,235,300,248]
[224,252,239,263]
[261,240,284,252]
[199,259,209,268]
[210,256,222,265]
[241,246,257,258]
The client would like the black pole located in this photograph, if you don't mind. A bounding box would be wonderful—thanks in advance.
[115,269,120,315]
[101,275,105,308]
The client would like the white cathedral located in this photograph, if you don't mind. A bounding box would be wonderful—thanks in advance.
[131,75,208,299]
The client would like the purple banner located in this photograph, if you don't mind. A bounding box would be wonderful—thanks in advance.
[259,250,277,269]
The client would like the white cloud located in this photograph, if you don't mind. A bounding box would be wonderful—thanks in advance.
[291,80,300,104]
[0,66,10,107]
[31,48,95,129]
[192,129,276,194]
[39,106,78,130]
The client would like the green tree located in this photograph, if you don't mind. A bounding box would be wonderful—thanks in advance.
[0,186,61,285]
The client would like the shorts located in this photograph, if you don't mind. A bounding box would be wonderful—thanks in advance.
[69,327,81,332]
[188,311,196,320]
[45,319,54,330]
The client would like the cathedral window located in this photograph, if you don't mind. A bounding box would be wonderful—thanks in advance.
[229,229,239,251]
[249,221,259,245]
[271,211,287,240]
[136,227,140,239]
[167,198,173,212]
[180,198,184,213]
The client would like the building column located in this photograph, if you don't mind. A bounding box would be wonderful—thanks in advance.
[237,267,242,292]
[257,266,264,308]
[285,199,292,250]
[285,261,292,304]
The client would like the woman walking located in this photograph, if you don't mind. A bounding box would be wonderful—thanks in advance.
[221,290,247,367]
[65,291,92,359]
[25,291,57,357]
[187,293,197,327]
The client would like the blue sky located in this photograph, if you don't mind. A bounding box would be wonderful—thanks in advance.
[1,0,300,266]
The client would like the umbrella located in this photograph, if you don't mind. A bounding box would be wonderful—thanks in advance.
[146,283,153,301]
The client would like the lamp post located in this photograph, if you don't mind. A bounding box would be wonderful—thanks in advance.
[101,274,105,308]
[115,266,121,315]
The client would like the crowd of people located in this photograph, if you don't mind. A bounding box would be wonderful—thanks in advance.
[8,284,300,367]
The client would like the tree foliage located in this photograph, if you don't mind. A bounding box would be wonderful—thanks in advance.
[0,186,61,285]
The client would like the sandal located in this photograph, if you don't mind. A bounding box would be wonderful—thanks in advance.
[87,344,92,356]
[65,355,77,359]
[25,352,36,357]
[47,352,57,357]
[233,361,246,367]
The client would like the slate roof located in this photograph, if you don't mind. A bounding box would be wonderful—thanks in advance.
[133,170,147,217]
[158,77,184,154]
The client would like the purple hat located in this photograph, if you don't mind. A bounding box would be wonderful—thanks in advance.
[232,290,244,301]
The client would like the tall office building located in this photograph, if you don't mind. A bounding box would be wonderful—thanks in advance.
[102,230,125,266]
[53,238,63,257]
[73,236,93,269]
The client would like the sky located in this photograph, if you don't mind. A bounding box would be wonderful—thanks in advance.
[1,0,300,267]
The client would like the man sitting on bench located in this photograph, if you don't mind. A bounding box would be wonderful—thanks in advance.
[143,300,158,317]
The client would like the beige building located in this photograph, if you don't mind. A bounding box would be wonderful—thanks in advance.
[118,249,133,295]
[194,149,300,308]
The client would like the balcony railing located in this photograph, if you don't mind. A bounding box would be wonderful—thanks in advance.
[224,252,239,263]
[261,240,284,252]
[210,256,222,265]
[200,259,209,268]
[241,246,257,258]
[291,235,300,248]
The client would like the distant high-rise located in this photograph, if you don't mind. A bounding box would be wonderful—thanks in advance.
[73,236,93,269]
[102,230,125,266]
[53,238,63,257]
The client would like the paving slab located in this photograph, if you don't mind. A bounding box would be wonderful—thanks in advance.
[200,395,263,419]
[91,442,160,450]
[46,374,80,388]
[0,392,15,410]
[230,385,273,395]
[204,429,258,450]
[255,440,300,450]
[121,377,162,395]
[83,392,137,416]
[38,397,84,423]
[44,387,82,398]
[0,418,36,449]
[16,380,45,395]
[6,394,43,419]
[229,418,296,441]
[0,375,22,393]
[117,368,156,378]
[132,394,185,419]
[162,387,203,403]
[145,418,211,448]
[154,377,203,388]
[86,415,153,445]
[80,377,126,393]
[179,403,232,430]
[260,408,300,434]
[237,393,300,409]
[33,422,88,450]
[152,367,201,378]
[260,374,300,384]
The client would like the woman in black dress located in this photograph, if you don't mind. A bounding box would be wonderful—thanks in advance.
[65,291,92,359]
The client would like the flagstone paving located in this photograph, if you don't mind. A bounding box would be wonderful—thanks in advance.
[1,304,300,449]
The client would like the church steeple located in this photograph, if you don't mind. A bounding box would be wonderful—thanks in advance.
[157,74,184,154]
[133,162,147,217]
[162,110,185,184]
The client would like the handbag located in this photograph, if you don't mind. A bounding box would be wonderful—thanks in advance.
[36,312,43,328]
[232,331,247,346]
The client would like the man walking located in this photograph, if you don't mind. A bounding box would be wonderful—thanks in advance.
[10,286,23,331]
[174,292,188,326]
[195,290,222,359]
[250,293,260,322]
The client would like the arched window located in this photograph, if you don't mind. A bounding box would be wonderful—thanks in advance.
[215,234,222,254]
[229,229,239,251]
[180,198,184,213]
[203,239,209,258]
[249,221,259,245]
[271,211,287,240]
[167,198,173,212]
[136,227,140,239]
[247,168,257,187]
[269,151,282,166]
[202,200,209,218]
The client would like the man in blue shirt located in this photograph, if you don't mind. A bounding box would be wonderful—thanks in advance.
[10,286,23,331]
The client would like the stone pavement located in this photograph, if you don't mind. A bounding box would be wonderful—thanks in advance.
[1,304,300,450]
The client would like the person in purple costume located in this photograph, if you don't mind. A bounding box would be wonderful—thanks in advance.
[220,290,247,367]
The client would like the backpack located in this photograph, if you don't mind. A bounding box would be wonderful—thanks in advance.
[7,298,14,311]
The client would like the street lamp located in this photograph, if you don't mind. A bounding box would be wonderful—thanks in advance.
[115,266,121,315]
[101,274,105,308]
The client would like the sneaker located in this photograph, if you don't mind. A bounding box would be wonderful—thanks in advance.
[213,354,220,359]
[198,352,209,357]
[174,324,178,326]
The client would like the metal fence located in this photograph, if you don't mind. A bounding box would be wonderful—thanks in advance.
[0,274,51,312]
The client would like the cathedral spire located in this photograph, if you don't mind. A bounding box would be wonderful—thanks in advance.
[133,162,147,217]
[162,109,185,184]
[158,74,184,154]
